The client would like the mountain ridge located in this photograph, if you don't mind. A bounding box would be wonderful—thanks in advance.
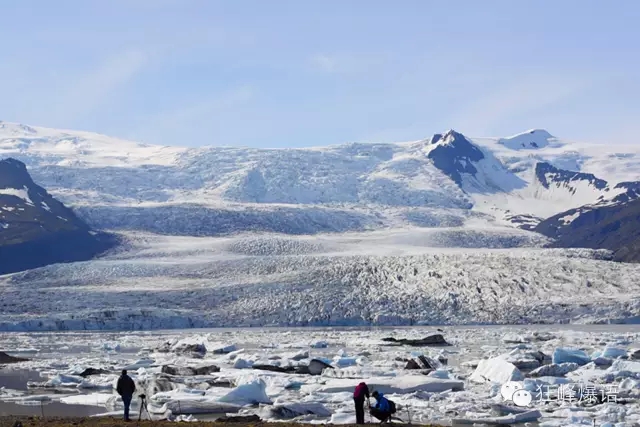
[0,157,118,274]
[2,120,640,257]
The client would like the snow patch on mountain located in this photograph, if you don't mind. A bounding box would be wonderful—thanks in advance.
[497,129,556,150]
[0,186,33,205]
[3,120,640,239]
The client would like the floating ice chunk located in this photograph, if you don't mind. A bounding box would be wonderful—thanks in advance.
[123,357,155,370]
[0,348,39,356]
[102,342,121,352]
[260,402,332,420]
[152,400,241,415]
[607,359,640,374]
[428,369,453,379]
[212,343,237,354]
[78,376,118,390]
[0,387,24,398]
[498,348,543,370]
[233,358,253,369]
[528,363,579,378]
[469,357,524,384]
[503,334,530,344]
[218,378,272,405]
[592,357,613,367]
[318,375,463,394]
[592,347,627,360]
[308,358,333,375]
[29,373,84,388]
[328,413,357,425]
[552,348,591,366]
[173,414,198,422]
[310,341,328,348]
[290,350,309,361]
[60,393,116,406]
[332,356,358,368]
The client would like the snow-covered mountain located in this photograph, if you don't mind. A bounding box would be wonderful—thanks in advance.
[1,121,640,330]
[0,157,116,274]
[2,121,639,237]
[535,176,640,262]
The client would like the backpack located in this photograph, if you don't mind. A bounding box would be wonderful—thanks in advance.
[387,399,396,414]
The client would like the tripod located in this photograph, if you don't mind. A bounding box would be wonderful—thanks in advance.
[138,394,151,421]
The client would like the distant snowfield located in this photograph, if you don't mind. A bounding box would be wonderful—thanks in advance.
[2,121,640,233]
[0,230,638,331]
[2,122,640,331]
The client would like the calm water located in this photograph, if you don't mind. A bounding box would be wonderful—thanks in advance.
[0,369,108,417]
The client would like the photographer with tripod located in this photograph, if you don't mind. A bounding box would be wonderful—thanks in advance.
[116,369,136,422]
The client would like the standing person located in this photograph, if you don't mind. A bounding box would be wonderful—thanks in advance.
[116,369,136,421]
[353,382,370,424]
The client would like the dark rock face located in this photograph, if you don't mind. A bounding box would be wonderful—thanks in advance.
[161,364,220,376]
[0,351,28,363]
[307,359,334,375]
[252,364,296,373]
[535,162,608,191]
[536,198,640,262]
[79,368,109,377]
[427,130,485,185]
[381,334,450,346]
[171,343,207,358]
[405,355,438,371]
[0,158,118,274]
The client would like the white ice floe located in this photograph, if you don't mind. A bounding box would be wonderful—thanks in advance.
[217,377,272,405]
[592,346,628,360]
[469,357,524,383]
[60,393,116,406]
[607,359,640,376]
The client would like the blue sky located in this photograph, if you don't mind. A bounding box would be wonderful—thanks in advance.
[0,0,638,147]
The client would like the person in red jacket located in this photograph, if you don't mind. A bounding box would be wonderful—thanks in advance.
[353,382,370,424]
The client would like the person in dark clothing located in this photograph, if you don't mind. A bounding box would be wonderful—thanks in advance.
[353,382,370,424]
[369,390,393,423]
[116,369,136,421]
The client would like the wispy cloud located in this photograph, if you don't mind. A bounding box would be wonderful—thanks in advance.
[449,74,594,136]
[129,85,255,145]
[309,54,338,73]
[51,50,149,124]
[307,52,388,75]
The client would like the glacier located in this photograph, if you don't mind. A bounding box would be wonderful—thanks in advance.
[2,121,640,331]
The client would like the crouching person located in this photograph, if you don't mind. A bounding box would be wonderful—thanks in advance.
[370,390,396,423]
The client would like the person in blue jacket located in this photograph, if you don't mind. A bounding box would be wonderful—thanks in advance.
[369,390,394,422]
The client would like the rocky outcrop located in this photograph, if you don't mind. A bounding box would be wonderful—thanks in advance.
[0,158,117,274]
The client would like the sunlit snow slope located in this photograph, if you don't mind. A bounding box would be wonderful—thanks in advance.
[2,122,639,234]
[2,121,640,330]
[1,231,638,331]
